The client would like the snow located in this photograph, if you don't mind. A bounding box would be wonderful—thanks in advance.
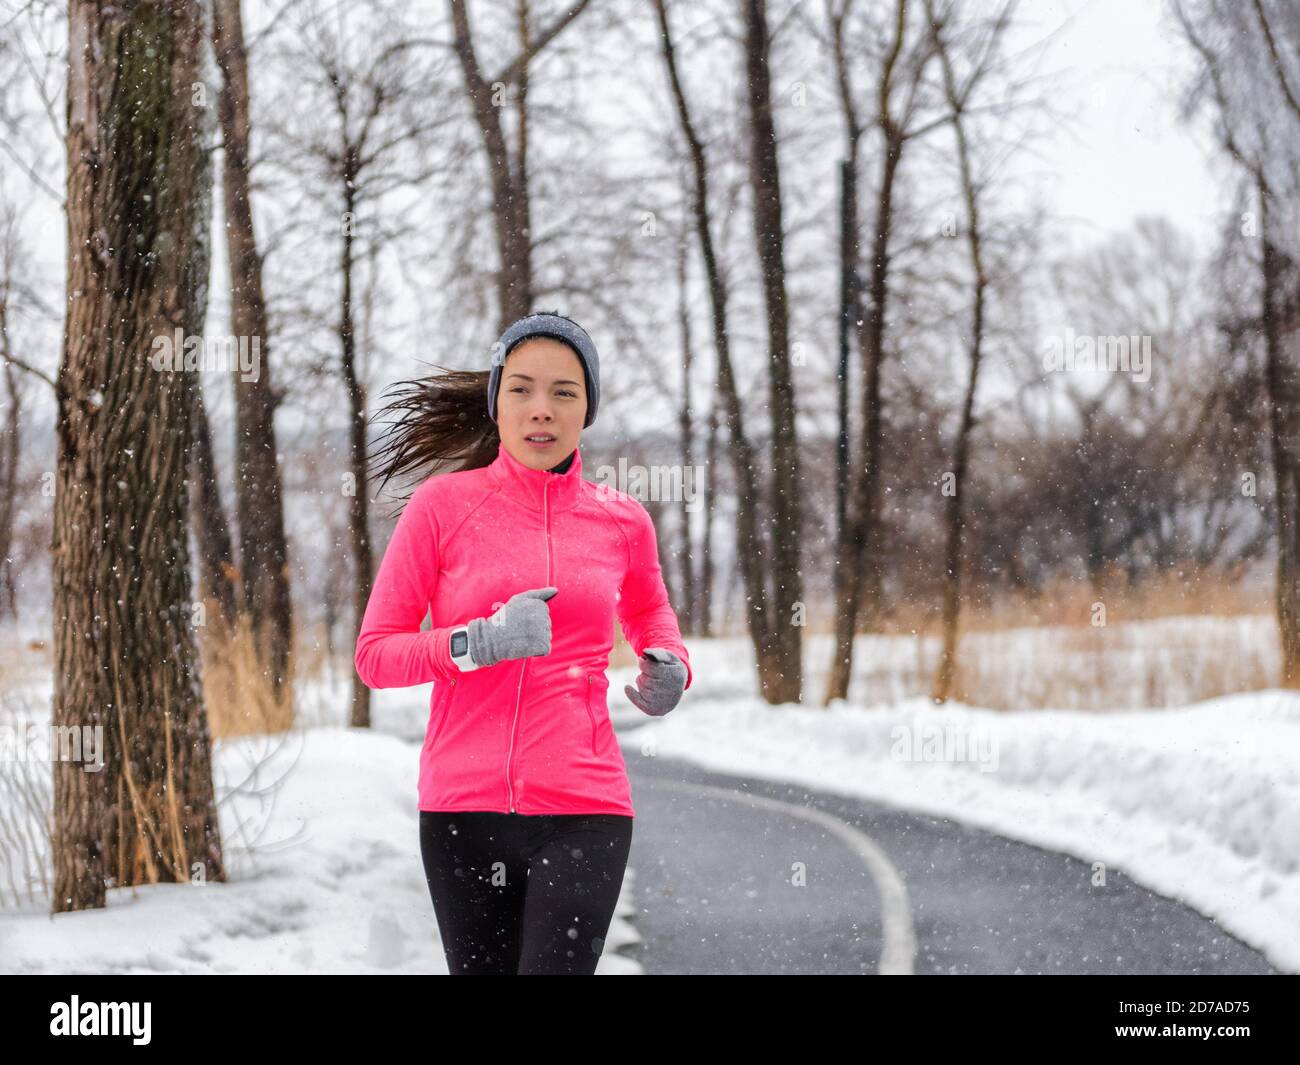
[2,627,1297,973]
[0,681,640,975]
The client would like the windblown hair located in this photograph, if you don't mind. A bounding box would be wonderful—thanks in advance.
[368,364,500,509]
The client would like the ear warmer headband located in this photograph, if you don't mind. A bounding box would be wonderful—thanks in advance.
[487,312,600,429]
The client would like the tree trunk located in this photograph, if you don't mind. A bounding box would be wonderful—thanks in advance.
[743,0,804,703]
[1261,177,1300,686]
[675,218,697,624]
[212,0,295,713]
[449,0,534,327]
[0,307,21,618]
[189,380,239,629]
[698,392,718,636]
[186,93,238,633]
[931,13,988,704]
[54,0,225,913]
[340,163,373,728]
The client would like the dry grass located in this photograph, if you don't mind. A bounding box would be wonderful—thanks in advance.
[764,569,1279,710]
[874,567,1270,636]
[198,612,295,740]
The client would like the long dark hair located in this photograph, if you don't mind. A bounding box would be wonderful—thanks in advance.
[368,363,500,508]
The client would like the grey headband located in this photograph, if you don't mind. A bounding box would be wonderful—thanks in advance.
[487,312,600,429]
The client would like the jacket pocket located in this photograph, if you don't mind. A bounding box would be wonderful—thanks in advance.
[584,674,603,756]
[428,677,456,752]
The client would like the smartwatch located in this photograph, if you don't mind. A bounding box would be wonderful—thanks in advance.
[449,624,479,671]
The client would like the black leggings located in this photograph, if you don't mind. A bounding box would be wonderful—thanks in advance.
[419,810,634,974]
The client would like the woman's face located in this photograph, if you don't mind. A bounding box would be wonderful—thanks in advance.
[496,337,587,470]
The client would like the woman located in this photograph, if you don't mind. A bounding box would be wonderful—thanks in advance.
[354,311,693,975]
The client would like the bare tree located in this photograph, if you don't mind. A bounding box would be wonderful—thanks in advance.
[1176,0,1300,683]
[448,0,595,330]
[0,204,33,617]
[255,0,457,726]
[740,0,804,702]
[924,0,1016,702]
[652,0,797,698]
[212,0,295,711]
[823,0,941,705]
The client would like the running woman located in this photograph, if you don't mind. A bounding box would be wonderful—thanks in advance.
[355,312,693,975]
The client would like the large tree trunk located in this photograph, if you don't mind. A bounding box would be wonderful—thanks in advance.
[54,0,226,913]
[744,0,803,703]
[212,0,295,713]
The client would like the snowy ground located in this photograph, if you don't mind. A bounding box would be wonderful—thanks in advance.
[1,626,1297,974]
[0,706,641,974]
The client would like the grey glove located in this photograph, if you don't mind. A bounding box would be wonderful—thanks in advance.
[624,647,687,717]
[466,587,557,668]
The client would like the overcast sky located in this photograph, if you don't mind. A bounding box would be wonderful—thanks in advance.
[1021,0,1223,252]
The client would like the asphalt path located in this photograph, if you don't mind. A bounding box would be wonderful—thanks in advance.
[619,738,1278,975]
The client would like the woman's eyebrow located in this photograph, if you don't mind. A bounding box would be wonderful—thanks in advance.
[505,373,583,387]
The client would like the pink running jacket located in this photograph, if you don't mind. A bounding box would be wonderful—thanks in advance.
[354,441,693,816]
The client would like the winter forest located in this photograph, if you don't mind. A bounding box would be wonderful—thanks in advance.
[1,0,1299,985]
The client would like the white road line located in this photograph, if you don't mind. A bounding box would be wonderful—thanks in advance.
[641,776,916,974]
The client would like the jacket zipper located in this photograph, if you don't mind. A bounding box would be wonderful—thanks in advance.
[506,477,552,813]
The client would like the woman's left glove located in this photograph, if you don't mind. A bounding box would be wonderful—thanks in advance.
[624,648,687,717]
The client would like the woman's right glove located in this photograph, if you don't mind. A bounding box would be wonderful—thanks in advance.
[624,648,688,717]
[465,586,558,667]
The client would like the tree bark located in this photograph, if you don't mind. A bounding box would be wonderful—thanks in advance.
[54,0,226,912]
[743,0,804,704]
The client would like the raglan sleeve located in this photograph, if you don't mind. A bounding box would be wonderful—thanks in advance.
[616,499,693,691]
[354,483,461,689]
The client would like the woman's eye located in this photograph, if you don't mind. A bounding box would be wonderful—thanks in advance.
[559,390,577,398]
[510,386,527,393]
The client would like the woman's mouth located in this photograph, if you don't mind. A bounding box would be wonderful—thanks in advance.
[525,433,556,448]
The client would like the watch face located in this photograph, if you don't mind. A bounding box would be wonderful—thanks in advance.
[451,631,468,656]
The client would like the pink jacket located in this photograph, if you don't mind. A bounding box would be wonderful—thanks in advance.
[354,440,693,816]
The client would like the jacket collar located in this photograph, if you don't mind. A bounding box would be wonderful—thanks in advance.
[488,439,584,512]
